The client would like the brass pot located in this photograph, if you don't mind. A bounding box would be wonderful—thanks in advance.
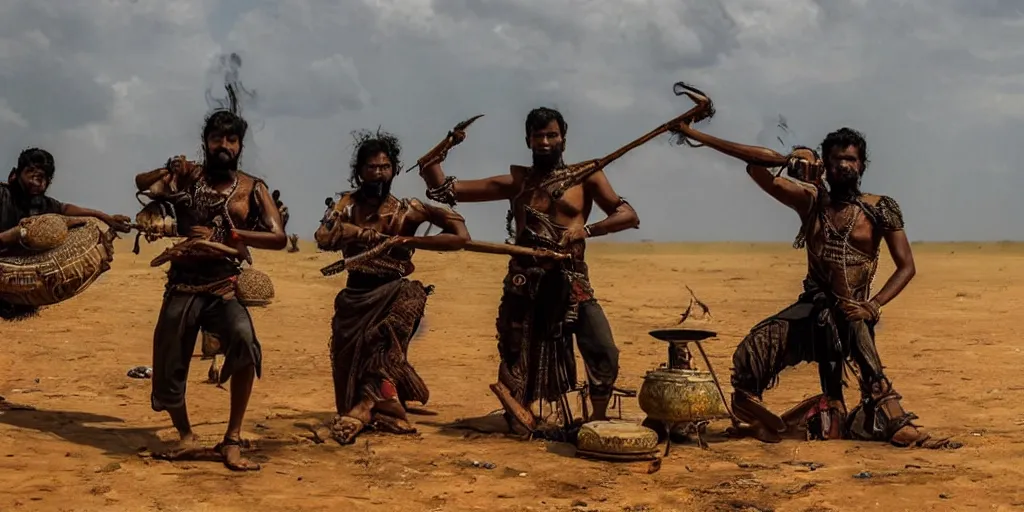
[638,368,729,424]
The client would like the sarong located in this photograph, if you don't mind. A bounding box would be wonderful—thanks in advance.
[330,273,431,416]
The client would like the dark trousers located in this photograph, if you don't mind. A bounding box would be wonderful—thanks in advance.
[574,299,620,399]
[496,295,619,402]
[150,291,263,412]
[730,291,886,403]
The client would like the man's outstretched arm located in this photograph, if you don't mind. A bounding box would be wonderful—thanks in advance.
[419,161,515,205]
[416,126,516,205]
[746,164,816,215]
[60,203,131,232]
[0,225,24,250]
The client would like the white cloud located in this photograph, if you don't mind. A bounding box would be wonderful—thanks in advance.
[1,0,1022,241]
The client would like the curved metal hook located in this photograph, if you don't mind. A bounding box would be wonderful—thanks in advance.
[668,81,716,147]
[672,81,716,122]
[453,113,484,132]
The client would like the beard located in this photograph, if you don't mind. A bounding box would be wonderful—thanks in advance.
[532,149,563,171]
[204,148,239,176]
[8,178,28,198]
[357,179,392,202]
[8,179,53,215]
[9,176,46,200]
[9,169,48,197]
[826,166,861,202]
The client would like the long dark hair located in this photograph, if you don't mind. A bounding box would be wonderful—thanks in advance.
[348,129,402,187]
[820,127,869,173]
[12,148,56,182]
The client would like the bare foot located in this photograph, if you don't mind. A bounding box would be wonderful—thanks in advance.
[373,414,416,435]
[373,398,409,421]
[892,425,963,450]
[328,415,365,445]
[154,433,208,460]
[503,411,533,438]
[308,423,332,444]
[216,438,260,471]
[916,437,963,450]
[489,382,535,432]
[725,421,782,443]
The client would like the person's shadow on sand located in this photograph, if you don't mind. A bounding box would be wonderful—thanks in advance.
[0,405,162,456]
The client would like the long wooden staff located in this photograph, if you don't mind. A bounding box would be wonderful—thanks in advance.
[319,237,568,276]
[543,82,716,199]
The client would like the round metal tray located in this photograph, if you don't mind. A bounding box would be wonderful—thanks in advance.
[648,328,717,342]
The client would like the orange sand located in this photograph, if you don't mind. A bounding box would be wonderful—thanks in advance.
[1,239,1022,511]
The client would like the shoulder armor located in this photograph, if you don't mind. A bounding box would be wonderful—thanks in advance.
[415,196,465,222]
[871,195,904,231]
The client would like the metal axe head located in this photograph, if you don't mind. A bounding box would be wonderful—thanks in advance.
[402,114,485,174]
[453,114,484,132]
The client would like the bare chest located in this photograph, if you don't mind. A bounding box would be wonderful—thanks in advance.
[515,178,586,220]
[187,177,256,229]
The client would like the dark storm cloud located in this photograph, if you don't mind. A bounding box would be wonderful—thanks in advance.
[1,0,1022,241]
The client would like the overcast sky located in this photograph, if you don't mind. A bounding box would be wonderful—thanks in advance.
[2,0,1021,242]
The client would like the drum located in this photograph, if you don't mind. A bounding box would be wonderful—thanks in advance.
[236,267,274,307]
[0,217,115,308]
[575,421,660,461]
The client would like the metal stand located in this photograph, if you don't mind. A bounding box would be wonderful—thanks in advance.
[644,328,736,455]
[692,340,738,425]
[661,419,711,456]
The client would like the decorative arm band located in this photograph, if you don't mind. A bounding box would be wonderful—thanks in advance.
[426,176,459,207]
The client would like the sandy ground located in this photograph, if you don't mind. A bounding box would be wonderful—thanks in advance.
[2,238,1024,511]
